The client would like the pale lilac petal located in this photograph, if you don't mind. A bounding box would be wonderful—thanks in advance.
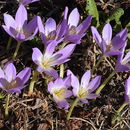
[68,8,80,27]
[44,41,57,57]
[112,37,125,49]
[65,34,84,44]
[48,81,54,93]
[63,75,71,87]
[112,29,127,49]
[7,88,21,94]
[0,78,7,89]
[87,93,99,99]
[105,50,121,56]
[123,52,130,62]
[54,44,76,60]
[25,16,38,35]
[37,16,44,33]
[56,20,68,40]
[102,23,112,43]
[88,76,101,92]
[5,63,16,82]
[15,4,27,27]
[54,78,64,86]
[45,18,56,36]
[65,90,73,98]
[56,99,69,109]
[115,63,130,72]
[81,70,91,88]
[16,33,25,42]
[16,67,31,84]
[44,68,58,79]
[77,16,92,34]
[2,25,16,39]
[3,14,16,28]
[80,99,88,103]
[32,48,43,65]
[125,76,130,95]
[64,7,68,19]
[67,70,79,96]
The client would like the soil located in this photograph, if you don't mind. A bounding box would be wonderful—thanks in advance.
[0,0,130,130]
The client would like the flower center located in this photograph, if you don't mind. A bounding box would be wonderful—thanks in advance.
[54,88,66,101]
[78,87,88,98]
[69,26,77,35]
[106,44,112,52]
[5,80,17,90]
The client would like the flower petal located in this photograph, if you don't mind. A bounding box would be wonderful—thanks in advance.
[91,26,102,46]
[15,4,27,27]
[67,70,79,96]
[45,18,56,36]
[81,70,91,88]
[5,62,16,82]
[68,8,80,27]
[3,13,16,28]
[77,15,92,34]
[88,76,101,92]
[32,48,43,65]
[102,23,112,44]
[16,67,31,85]
[54,44,76,60]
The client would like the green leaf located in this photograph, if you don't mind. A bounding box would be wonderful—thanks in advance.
[85,0,99,27]
[106,8,124,24]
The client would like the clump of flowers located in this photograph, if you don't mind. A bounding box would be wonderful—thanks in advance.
[63,7,92,44]
[0,62,31,93]
[91,23,127,56]
[32,41,76,78]
[2,4,38,43]
[66,70,101,120]
[48,76,72,109]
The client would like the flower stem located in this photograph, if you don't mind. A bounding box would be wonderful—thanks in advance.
[112,102,127,125]
[66,98,79,120]
[5,94,10,116]
[92,56,104,74]
[6,37,12,50]
[13,42,21,60]
[95,71,116,95]
[60,64,64,78]
[28,70,39,95]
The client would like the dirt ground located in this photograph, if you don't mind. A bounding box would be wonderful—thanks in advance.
[0,0,130,129]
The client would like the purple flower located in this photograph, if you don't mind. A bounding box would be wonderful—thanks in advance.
[48,76,72,109]
[125,76,130,104]
[2,4,38,43]
[67,70,101,103]
[37,16,67,46]
[32,41,76,78]
[18,0,40,6]
[115,41,130,72]
[0,62,31,93]
[63,7,92,44]
[91,23,128,56]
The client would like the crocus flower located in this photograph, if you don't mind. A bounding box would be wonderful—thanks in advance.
[91,23,128,56]
[63,7,92,44]
[37,16,67,46]
[115,41,130,72]
[125,76,130,104]
[32,41,76,78]
[48,76,72,109]
[18,0,40,6]
[0,62,31,93]
[2,4,38,43]
[67,70,101,103]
